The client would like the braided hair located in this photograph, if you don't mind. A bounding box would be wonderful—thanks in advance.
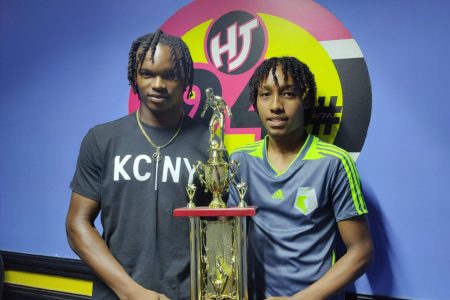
[248,57,317,122]
[127,29,194,96]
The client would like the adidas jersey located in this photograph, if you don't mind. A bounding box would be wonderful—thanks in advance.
[228,134,367,299]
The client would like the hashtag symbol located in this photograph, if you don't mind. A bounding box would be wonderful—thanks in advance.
[310,96,342,135]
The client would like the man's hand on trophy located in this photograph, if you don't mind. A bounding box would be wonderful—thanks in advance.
[126,287,170,300]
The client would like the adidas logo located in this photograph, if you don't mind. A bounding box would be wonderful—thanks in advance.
[272,189,284,200]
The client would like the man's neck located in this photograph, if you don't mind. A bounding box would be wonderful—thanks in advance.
[266,131,308,173]
[138,106,183,128]
[267,130,307,154]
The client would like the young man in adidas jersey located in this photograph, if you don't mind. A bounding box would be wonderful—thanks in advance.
[228,57,373,300]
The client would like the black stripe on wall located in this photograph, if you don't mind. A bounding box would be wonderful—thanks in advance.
[3,284,90,300]
[0,251,93,281]
[333,57,372,152]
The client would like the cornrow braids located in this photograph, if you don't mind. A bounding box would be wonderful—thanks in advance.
[127,29,194,96]
[248,56,317,122]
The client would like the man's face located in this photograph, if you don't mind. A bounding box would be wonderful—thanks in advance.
[256,65,306,139]
[136,44,184,114]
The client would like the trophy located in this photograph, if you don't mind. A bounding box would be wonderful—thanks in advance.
[174,88,255,300]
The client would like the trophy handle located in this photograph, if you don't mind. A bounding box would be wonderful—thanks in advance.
[228,160,240,183]
[194,161,206,187]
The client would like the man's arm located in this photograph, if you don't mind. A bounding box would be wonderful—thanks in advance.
[268,215,373,300]
[66,192,169,300]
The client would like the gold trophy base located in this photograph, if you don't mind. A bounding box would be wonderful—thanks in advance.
[173,207,256,300]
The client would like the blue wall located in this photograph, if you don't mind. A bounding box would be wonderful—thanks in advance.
[1,1,449,299]
[321,2,450,299]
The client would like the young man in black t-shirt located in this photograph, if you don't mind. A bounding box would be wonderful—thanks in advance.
[66,30,209,300]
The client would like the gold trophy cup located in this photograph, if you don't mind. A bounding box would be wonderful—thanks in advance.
[194,139,239,209]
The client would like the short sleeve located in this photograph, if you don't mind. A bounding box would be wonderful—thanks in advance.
[70,129,103,201]
[331,156,368,221]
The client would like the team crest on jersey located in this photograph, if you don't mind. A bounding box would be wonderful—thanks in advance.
[295,187,318,215]
[128,0,371,159]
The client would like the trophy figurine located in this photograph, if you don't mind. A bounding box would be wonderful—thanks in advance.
[173,88,256,300]
[236,181,248,208]
[201,87,232,149]
[186,183,197,209]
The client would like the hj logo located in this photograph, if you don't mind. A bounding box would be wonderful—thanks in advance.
[210,19,258,72]
[206,11,266,75]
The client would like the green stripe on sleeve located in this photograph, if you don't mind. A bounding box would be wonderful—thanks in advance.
[317,142,367,214]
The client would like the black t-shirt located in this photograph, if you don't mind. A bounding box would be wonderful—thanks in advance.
[71,113,210,299]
